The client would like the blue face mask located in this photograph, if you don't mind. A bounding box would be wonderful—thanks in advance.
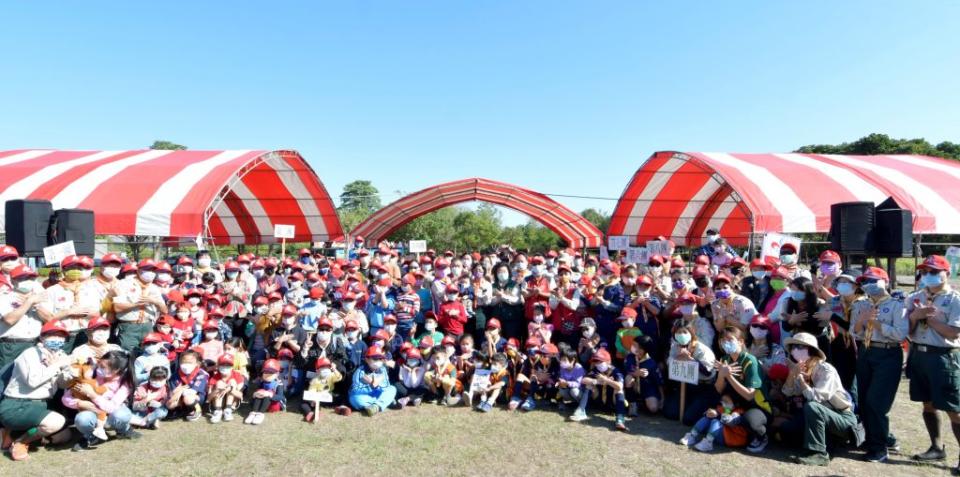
[674,333,692,346]
[921,273,944,289]
[790,290,806,301]
[862,281,885,296]
[721,340,739,355]
[43,337,66,351]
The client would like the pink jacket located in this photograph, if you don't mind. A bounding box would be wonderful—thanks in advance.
[62,375,130,414]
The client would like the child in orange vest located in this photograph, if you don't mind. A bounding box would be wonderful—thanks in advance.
[679,393,749,452]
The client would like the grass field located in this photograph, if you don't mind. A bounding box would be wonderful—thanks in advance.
[1,378,957,477]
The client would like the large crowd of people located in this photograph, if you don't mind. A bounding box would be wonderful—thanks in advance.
[0,232,958,471]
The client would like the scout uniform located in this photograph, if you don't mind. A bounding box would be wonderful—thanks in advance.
[113,262,165,352]
[41,263,103,354]
[0,265,44,368]
[852,267,909,457]
[906,281,960,413]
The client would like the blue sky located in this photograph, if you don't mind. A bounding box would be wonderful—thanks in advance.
[1,1,957,226]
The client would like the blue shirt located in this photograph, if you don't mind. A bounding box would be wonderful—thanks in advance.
[365,295,396,330]
[351,364,390,394]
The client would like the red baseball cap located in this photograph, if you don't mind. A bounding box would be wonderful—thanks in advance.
[918,255,950,273]
[10,264,37,280]
[858,266,889,282]
[344,319,360,331]
[142,332,164,345]
[41,320,69,336]
[101,253,123,265]
[86,316,111,331]
[315,357,332,370]
[485,318,501,330]
[591,348,612,363]
[263,359,281,373]
[218,354,235,366]
[819,250,841,263]
[0,245,19,260]
[281,304,298,316]
[618,307,638,320]
[365,346,385,360]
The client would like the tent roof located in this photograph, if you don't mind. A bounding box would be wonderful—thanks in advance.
[0,149,343,244]
[608,151,960,247]
[350,177,603,248]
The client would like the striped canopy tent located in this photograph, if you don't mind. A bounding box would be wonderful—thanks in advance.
[0,149,344,245]
[350,178,604,248]
[608,151,960,247]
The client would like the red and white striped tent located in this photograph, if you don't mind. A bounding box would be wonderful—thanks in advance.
[608,151,960,247]
[0,149,343,244]
[350,178,604,248]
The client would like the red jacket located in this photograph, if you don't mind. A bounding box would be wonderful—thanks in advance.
[437,300,468,336]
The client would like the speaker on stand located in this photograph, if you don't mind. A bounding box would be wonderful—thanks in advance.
[4,199,53,257]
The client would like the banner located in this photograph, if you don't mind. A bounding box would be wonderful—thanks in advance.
[408,240,427,253]
[646,240,671,258]
[760,233,801,264]
[273,224,296,239]
[608,235,629,251]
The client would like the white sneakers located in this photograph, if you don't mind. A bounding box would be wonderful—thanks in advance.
[679,431,698,446]
[223,408,234,422]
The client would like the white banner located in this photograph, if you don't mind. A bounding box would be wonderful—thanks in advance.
[599,246,610,261]
[43,241,76,266]
[760,233,802,263]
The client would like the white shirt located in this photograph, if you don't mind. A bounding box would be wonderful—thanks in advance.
[113,279,164,323]
[41,280,103,332]
[0,291,43,339]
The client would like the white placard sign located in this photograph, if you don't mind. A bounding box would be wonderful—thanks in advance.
[302,390,333,403]
[608,235,629,251]
[469,368,492,394]
[273,224,296,239]
[946,246,960,258]
[668,358,699,385]
[409,240,427,253]
[626,247,648,265]
[43,241,76,266]
[646,240,671,258]
[760,233,801,263]
[599,246,610,261]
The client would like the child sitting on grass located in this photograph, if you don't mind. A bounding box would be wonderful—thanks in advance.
[623,335,663,416]
[556,345,586,413]
[131,366,170,429]
[679,393,748,452]
[475,352,511,412]
[578,348,628,430]
[425,346,461,406]
[302,357,343,422]
[245,358,285,425]
[166,349,209,422]
[207,353,245,423]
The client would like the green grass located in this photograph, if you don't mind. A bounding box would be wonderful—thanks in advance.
[2,379,954,477]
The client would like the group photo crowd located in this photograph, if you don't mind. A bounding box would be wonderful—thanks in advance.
[1,232,958,471]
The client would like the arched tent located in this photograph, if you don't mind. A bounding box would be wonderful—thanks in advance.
[350,178,604,248]
[608,151,960,247]
[0,149,343,244]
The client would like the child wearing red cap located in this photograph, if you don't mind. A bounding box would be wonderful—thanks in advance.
[348,346,397,415]
[394,348,427,408]
[475,352,511,412]
[437,286,468,339]
[614,307,643,361]
[480,318,507,356]
[508,339,557,412]
[578,348,628,430]
[131,366,170,429]
[166,349,209,421]
[245,358,286,425]
[454,335,480,406]
[415,312,444,347]
[207,353,245,423]
[302,357,344,422]
[197,320,225,364]
[527,303,553,345]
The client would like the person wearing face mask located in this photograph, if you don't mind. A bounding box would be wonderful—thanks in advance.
[780,277,829,353]
[813,250,844,301]
[38,255,103,353]
[220,260,249,321]
[521,256,554,324]
[302,356,346,421]
[692,228,730,262]
[364,277,396,335]
[845,267,908,463]
[814,273,867,393]
[194,250,221,283]
[714,327,769,453]
[905,255,960,469]
[662,323,717,425]
[0,244,22,293]
[337,292,369,335]
[166,349,209,421]
[710,274,758,334]
[70,316,122,365]
[740,259,775,312]
[132,332,171,386]
[349,346,397,415]
[744,314,786,372]
[485,263,523,340]
[548,265,582,348]
[674,292,715,349]
[130,366,170,429]
[577,317,607,365]
[781,332,856,466]
[579,347,628,431]
[0,264,45,368]
[777,243,811,280]
[111,259,168,353]
[394,275,421,340]
[64,350,141,450]
[270,305,307,365]
[590,262,626,347]
[0,320,74,461]
[205,353,245,424]
[437,285,468,339]
[257,258,288,298]
[92,253,124,318]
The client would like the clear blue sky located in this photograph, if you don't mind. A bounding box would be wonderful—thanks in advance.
[1,1,957,226]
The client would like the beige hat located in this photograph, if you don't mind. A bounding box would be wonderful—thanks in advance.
[784,332,825,360]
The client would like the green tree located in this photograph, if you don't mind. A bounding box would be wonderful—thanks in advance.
[337,180,381,231]
[149,140,187,150]
[580,208,611,233]
[501,221,563,253]
[451,203,502,252]
[390,207,459,251]
[796,133,959,160]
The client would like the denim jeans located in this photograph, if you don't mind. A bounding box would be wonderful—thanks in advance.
[75,406,133,439]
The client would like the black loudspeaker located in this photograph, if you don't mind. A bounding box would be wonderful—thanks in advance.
[830,202,875,254]
[4,199,53,257]
[49,209,95,256]
[875,204,913,257]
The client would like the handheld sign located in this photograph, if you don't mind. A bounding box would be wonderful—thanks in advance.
[409,240,427,253]
[43,241,76,266]
[646,240,671,258]
[273,224,296,239]
[302,390,333,404]
[626,247,648,265]
[668,357,699,423]
[469,368,492,395]
[608,235,629,251]
[599,246,610,261]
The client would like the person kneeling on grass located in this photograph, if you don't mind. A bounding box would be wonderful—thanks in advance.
[679,392,749,452]
[207,353,245,423]
[166,349,209,421]
[349,346,396,416]
[394,348,428,408]
[424,345,461,405]
[556,345,586,415]
[474,352,511,412]
[578,348,628,431]
[623,335,664,417]
[302,357,343,422]
[508,338,557,412]
[131,366,170,429]
[245,358,286,425]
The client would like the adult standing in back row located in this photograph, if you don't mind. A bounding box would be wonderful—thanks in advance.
[905,255,960,474]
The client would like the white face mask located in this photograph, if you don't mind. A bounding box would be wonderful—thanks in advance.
[343,302,355,311]
[533,314,544,323]
[157,273,171,283]
[290,281,302,289]
[219,366,233,376]
[91,329,110,345]
[189,297,201,306]
[150,380,167,388]
[81,269,94,279]
[205,331,219,340]
[239,264,250,272]
[347,330,359,339]
[14,280,37,294]
[183,265,194,274]
[751,270,766,280]
[226,271,238,280]
[446,294,458,301]
[319,368,332,379]
[198,258,212,268]
[253,269,264,278]
[595,362,610,372]
[582,327,595,338]
[749,326,768,340]
[425,322,437,331]
[144,343,161,355]
[791,347,810,363]
[780,254,797,265]
[179,363,196,374]
[256,306,268,314]
[139,271,156,283]
[497,272,509,282]
[318,331,332,342]
[1,260,19,272]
